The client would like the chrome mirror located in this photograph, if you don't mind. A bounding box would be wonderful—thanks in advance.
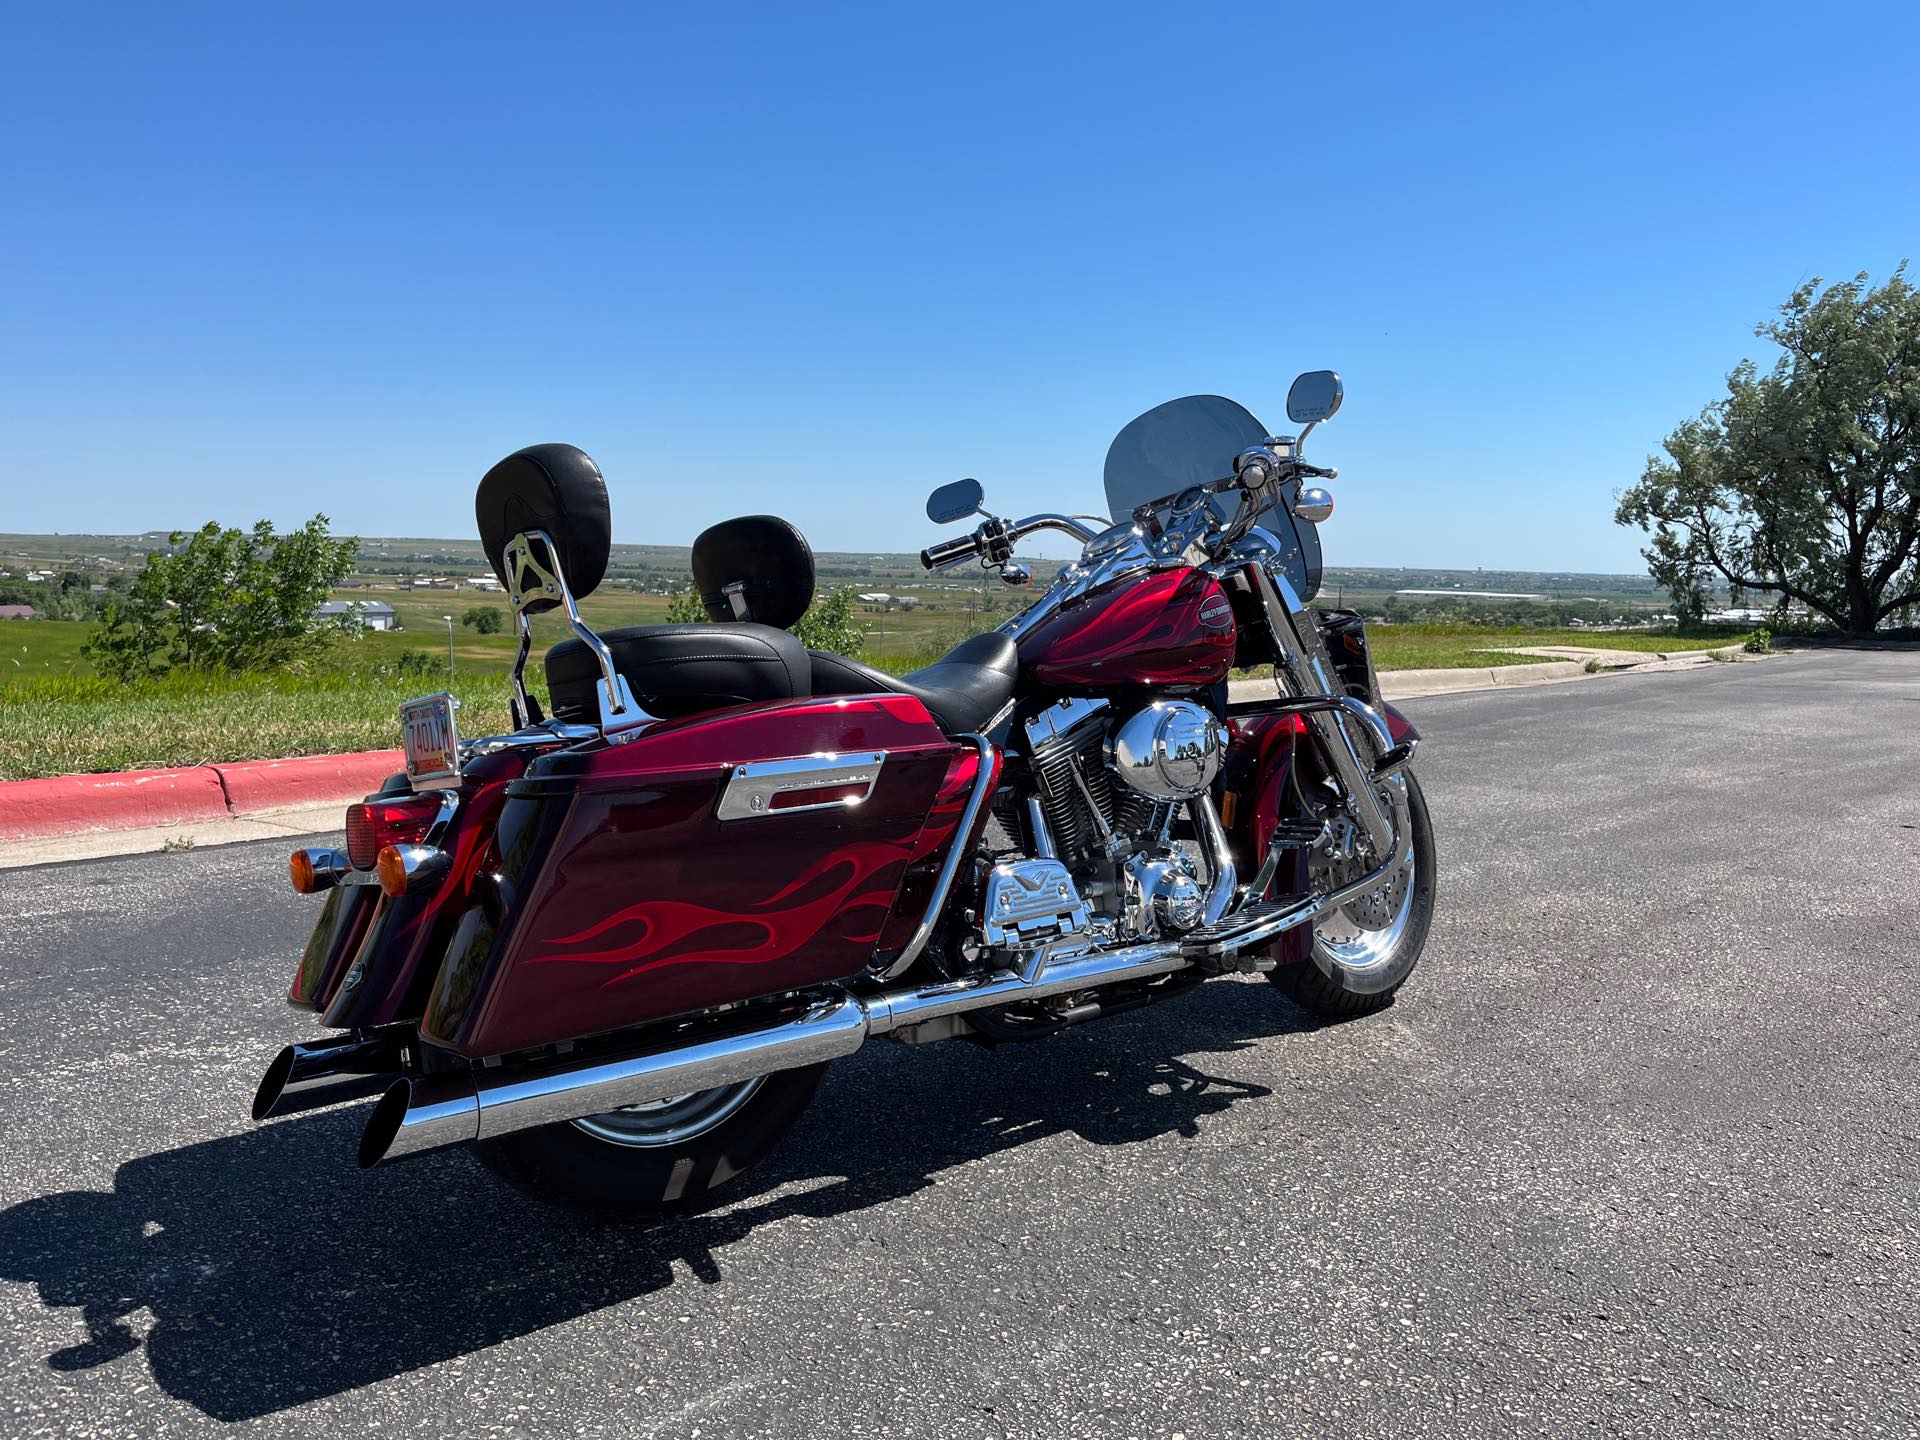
[998,561,1033,588]
[1292,487,1334,524]
[1285,371,1343,425]
[926,477,986,525]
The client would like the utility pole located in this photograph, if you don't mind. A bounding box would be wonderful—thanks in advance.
[442,615,455,682]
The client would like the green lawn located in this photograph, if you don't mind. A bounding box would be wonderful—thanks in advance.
[1363,624,1737,670]
[0,614,1746,781]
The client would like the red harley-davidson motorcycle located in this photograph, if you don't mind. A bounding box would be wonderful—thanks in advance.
[254,374,1434,1215]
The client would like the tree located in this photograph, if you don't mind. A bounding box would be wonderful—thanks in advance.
[462,605,504,635]
[792,586,868,655]
[85,516,358,680]
[664,588,706,624]
[1617,269,1920,634]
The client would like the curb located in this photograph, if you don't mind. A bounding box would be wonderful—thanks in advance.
[0,750,402,843]
[0,766,231,841]
[216,751,404,814]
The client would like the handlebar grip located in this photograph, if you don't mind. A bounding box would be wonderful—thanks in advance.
[921,534,978,570]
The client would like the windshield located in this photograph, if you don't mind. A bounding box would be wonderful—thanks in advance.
[1102,394,1323,599]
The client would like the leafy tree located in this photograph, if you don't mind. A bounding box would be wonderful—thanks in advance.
[1617,269,1920,634]
[664,588,706,624]
[461,605,504,635]
[658,583,868,653]
[792,586,869,655]
[85,516,358,681]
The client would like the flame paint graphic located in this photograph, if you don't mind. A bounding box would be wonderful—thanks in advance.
[529,839,913,987]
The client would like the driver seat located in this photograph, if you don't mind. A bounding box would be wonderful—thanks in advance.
[809,632,1019,735]
[690,514,1019,734]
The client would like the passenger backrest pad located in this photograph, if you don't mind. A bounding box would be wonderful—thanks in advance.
[690,515,815,630]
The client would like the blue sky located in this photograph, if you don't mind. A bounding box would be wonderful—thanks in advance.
[3,3,1916,572]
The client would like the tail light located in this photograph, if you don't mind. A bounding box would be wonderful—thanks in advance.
[345,795,442,869]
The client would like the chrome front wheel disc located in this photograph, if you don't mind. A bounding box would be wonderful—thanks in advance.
[1310,778,1419,994]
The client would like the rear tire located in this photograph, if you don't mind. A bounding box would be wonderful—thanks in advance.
[1268,769,1435,1019]
[476,1063,828,1219]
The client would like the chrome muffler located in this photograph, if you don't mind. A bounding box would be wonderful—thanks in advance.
[357,994,871,1168]
[251,1030,409,1120]
[353,939,1194,1167]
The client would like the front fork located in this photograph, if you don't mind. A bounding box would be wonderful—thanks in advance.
[1243,563,1405,859]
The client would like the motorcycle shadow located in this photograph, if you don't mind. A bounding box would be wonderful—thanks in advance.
[0,978,1324,1422]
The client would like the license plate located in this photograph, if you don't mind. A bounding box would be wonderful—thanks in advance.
[399,692,461,788]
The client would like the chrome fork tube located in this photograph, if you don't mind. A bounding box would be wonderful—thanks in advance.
[1248,564,1394,857]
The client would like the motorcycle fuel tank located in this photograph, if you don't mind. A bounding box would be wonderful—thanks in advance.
[1017,567,1236,690]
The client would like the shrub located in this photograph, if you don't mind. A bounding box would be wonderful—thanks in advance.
[1743,626,1772,654]
[84,516,357,681]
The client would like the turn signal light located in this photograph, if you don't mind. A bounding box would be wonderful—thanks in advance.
[346,795,441,869]
[289,847,347,894]
[376,843,450,899]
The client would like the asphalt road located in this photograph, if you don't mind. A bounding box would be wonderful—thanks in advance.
[1,650,1915,1438]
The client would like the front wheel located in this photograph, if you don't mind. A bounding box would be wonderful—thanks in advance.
[476,1063,828,1218]
[1268,769,1436,1019]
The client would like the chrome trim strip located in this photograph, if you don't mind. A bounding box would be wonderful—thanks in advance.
[872,733,996,981]
[716,751,887,821]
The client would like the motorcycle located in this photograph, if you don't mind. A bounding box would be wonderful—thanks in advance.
[254,372,1435,1216]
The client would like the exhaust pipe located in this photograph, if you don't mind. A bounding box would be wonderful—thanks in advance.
[357,940,1193,1168]
[358,994,870,1167]
[252,1031,408,1121]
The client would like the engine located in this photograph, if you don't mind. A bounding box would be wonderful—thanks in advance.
[995,697,1227,948]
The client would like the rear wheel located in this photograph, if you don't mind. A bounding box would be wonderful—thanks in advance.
[476,1064,828,1218]
[1268,769,1435,1019]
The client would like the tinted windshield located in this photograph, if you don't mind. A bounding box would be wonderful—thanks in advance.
[1102,395,1323,599]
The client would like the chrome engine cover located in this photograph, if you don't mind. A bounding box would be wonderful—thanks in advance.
[1124,851,1204,935]
[980,858,1091,950]
[1108,701,1226,801]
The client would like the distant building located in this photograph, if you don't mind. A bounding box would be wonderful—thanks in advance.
[468,574,504,592]
[315,599,397,632]
[0,604,36,620]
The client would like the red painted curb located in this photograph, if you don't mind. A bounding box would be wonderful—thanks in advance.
[215,751,405,814]
[0,749,407,843]
[0,765,231,841]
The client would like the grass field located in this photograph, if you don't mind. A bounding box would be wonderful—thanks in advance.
[0,613,1747,780]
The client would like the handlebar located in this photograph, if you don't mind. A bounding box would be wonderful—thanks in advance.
[920,512,1106,571]
[920,534,979,571]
